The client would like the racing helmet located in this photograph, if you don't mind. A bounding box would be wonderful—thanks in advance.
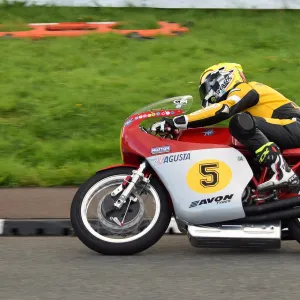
[199,63,246,108]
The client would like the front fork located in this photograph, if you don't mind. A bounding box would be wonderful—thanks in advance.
[111,161,150,209]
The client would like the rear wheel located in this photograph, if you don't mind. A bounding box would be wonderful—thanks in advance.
[70,167,172,255]
[288,218,300,243]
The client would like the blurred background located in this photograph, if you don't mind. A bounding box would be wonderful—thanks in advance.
[0,0,300,187]
[2,2,300,300]
[1,1,300,188]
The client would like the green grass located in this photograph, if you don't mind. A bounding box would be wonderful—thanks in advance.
[1,4,300,186]
[0,21,31,31]
[114,20,160,29]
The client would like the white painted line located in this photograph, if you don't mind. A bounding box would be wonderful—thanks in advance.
[29,23,59,26]
[28,22,116,26]
[0,219,4,235]
[87,22,117,24]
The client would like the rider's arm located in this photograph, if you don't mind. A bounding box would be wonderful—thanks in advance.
[173,83,259,129]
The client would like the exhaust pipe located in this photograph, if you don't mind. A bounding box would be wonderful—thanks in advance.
[244,196,300,216]
[239,206,300,222]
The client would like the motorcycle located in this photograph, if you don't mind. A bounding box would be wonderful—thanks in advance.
[70,95,300,255]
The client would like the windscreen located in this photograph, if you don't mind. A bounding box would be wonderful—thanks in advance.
[131,95,194,116]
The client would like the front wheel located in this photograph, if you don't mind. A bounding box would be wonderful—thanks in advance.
[70,167,172,255]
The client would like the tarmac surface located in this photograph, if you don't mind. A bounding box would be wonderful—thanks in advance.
[2,236,300,300]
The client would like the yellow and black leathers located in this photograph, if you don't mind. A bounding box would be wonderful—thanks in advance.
[181,81,300,152]
[187,81,300,126]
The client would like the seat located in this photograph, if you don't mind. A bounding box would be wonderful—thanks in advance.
[231,137,300,157]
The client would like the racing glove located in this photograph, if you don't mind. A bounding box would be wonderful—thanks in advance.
[151,115,188,133]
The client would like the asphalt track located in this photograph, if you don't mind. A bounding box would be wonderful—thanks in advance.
[2,236,300,300]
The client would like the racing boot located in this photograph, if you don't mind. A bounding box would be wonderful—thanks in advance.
[256,142,300,192]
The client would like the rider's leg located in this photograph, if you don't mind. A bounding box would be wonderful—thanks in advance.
[229,112,300,192]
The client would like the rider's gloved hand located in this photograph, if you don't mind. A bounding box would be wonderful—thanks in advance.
[151,116,188,133]
[151,118,175,133]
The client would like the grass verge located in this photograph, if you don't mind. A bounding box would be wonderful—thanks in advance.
[1,4,300,186]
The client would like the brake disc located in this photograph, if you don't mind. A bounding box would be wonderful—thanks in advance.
[97,193,145,234]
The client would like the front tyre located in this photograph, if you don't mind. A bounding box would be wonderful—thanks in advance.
[70,167,172,255]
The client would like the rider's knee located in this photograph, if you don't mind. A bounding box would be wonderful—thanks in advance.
[229,112,256,139]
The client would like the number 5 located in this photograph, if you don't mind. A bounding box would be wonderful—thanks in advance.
[199,163,219,187]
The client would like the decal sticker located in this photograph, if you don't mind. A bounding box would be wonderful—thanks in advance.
[204,129,214,136]
[173,98,188,109]
[151,146,171,155]
[150,152,191,165]
[189,194,234,208]
[125,111,178,126]
[214,68,234,97]
[186,159,232,194]
[289,174,299,185]
[124,118,133,126]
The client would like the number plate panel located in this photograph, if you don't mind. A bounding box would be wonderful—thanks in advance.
[146,148,253,224]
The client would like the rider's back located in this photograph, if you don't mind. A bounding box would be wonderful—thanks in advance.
[245,81,300,119]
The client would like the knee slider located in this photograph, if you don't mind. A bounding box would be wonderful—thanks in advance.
[229,112,256,139]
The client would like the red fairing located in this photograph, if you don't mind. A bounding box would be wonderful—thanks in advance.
[120,110,232,165]
[178,127,232,145]
[109,107,300,204]
[118,109,300,164]
[98,164,139,172]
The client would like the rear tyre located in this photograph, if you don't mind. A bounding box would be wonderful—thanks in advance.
[70,167,172,255]
[288,218,300,243]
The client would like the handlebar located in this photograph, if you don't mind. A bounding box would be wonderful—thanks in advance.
[141,123,181,140]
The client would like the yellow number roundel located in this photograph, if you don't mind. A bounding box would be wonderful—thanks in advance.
[186,159,232,194]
